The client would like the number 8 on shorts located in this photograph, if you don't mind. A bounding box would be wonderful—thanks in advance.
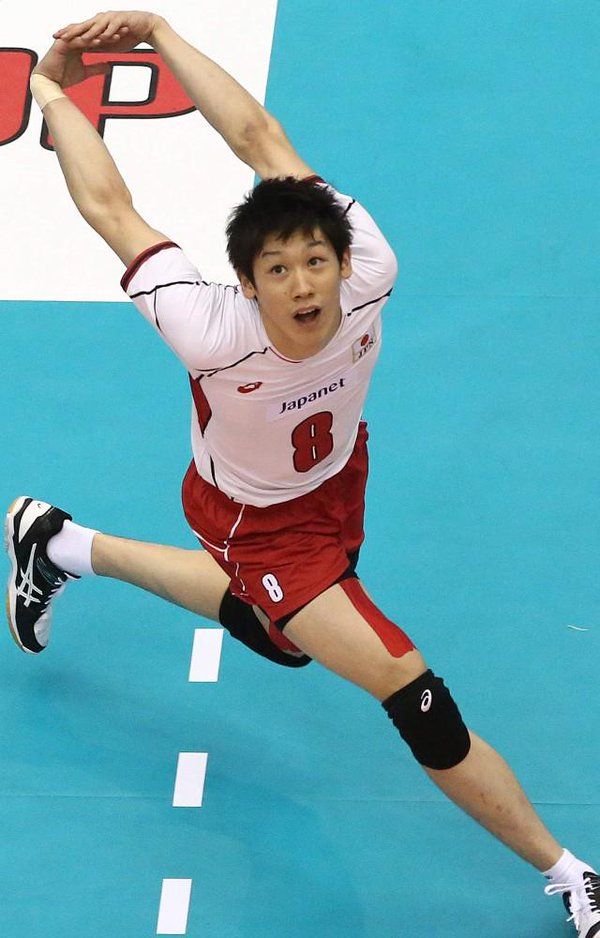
[262,573,284,603]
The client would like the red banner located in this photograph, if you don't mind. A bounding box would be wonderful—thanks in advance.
[0,48,37,146]
[0,47,195,149]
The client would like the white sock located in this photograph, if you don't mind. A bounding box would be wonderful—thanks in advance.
[543,848,596,885]
[47,519,98,577]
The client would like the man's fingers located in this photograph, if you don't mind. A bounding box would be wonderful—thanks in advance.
[60,36,98,49]
[54,18,98,40]
[89,19,126,41]
[90,33,121,51]
[54,16,133,51]
[85,62,111,79]
[78,16,114,42]
[53,22,77,36]
[91,35,123,45]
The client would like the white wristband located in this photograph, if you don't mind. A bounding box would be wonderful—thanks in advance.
[30,73,67,111]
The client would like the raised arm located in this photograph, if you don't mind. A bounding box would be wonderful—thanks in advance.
[31,40,169,266]
[54,10,315,180]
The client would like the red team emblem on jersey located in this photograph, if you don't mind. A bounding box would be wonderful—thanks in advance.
[352,332,376,362]
[237,381,263,394]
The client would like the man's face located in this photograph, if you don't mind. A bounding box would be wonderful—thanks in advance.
[239,227,352,360]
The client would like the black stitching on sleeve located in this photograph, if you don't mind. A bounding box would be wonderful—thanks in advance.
[130,279,201,299]
[349,287,393,315]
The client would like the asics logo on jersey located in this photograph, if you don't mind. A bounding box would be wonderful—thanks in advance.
[421,689,433,712]
[279,377,347,415]
[237,381,263,394]
[16,544,43,608]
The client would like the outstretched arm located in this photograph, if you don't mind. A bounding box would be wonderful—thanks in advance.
[54,10,315,180]
[32,39,169,266]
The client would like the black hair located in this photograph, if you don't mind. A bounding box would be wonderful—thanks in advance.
[225,176,353,287]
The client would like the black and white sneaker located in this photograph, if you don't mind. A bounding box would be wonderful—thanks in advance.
[5,496,78,654]
[545,870,600,937]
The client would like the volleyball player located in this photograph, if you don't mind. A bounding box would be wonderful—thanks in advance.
[6,12,599,934]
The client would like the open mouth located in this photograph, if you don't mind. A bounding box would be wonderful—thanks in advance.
[294,306,321,324]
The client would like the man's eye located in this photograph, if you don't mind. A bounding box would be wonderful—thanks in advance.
[309,257,325,266]
[270,265,285,274]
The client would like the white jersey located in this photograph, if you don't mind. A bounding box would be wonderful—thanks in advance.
[122,182,398,507]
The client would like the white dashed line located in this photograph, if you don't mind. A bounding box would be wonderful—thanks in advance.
[173,752,208,807]
[188,628,224,682]
[156,878,193,935]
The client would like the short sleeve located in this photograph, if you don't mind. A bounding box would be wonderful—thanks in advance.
[121,241,249,372]
[319,182,399,305]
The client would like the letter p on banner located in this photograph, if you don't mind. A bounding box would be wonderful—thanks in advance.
[42,50,196,149]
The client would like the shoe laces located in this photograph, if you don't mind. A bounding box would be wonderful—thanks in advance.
[545,872,600,926]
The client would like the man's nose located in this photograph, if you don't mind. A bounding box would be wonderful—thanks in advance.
[291,269,313,297]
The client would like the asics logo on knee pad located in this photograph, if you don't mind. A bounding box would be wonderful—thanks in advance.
[382,669,471,770]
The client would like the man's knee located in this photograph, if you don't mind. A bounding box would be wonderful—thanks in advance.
[382,669,471,770]
[377,648,429,701]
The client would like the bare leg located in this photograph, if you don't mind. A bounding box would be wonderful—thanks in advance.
[86,541,566,870]
[285,581,563,872]
[91,533,230,621]
[425,733,562,870]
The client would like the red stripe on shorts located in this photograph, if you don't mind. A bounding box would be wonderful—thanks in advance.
[340,579,415,658]
[268,623,303,655]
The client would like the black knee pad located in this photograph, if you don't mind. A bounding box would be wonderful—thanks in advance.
[382,669,471,770]
[218,590,312,669]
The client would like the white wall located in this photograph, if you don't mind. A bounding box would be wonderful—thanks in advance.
[1,1,278,300]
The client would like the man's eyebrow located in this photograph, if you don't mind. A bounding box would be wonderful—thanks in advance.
[260,239,327,259]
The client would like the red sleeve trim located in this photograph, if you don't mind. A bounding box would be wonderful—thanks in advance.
[304,174,326,184]
[120,240,179,292]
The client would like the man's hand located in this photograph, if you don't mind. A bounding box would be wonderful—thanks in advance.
[54,10,313,180]
[33,38,109,88]
[53,11,163,53]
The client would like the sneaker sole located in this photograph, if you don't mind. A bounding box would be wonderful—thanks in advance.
[4,496,35,654]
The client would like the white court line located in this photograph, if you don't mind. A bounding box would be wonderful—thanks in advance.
[156,879,192,935]
[189,628,224,682]
[173,752,208,807]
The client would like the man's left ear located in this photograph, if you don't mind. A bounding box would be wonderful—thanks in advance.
[238,273,257,300]
[340,248,352,281]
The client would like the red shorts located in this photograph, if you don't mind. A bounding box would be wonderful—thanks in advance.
[181,421,369,625]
